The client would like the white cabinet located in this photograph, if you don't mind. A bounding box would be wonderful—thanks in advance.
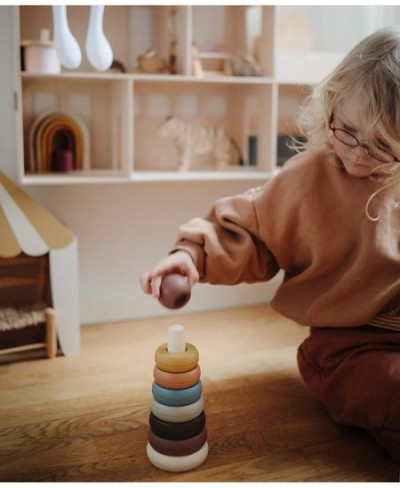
[14,5,355,185]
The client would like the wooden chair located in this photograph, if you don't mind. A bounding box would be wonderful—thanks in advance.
[0,254,57,359]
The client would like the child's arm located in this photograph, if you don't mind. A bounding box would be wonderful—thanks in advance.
[172,187,279,286]
[141,185,279,298]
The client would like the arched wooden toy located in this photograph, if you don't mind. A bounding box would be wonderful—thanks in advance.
[147,324,208,472]
[159,273,191,309]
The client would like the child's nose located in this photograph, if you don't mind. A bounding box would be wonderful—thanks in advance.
[355,145,370,158]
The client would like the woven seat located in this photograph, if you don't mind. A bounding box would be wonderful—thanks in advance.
[0,254,57,359]
[0,301,47,331]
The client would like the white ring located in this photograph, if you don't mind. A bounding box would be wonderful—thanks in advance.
[147,441,208,472]
[151,396,204,423]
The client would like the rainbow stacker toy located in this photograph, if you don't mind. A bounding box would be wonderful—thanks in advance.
[147,324,208,472]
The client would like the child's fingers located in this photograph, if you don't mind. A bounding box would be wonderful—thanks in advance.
[149,256,187,280]
[141,252,199,298]
[139,272,163,298]
[140,271,153,294]
[150,275,162,298]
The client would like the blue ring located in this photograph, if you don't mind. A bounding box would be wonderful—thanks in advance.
[152,380,202,407]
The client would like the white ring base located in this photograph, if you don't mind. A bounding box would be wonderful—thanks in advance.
[147,441,208,472]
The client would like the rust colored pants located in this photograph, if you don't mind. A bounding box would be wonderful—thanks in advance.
[297,325,400,464]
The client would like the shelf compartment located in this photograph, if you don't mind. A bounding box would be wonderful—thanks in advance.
[16,5,278,185]
[191,5,274,78]
[277,84,310,135]
[21,76,132,178]
[19,5,190,76]
[133,79,274,174]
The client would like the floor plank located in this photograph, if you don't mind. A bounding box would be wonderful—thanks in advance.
[0,305,397,482]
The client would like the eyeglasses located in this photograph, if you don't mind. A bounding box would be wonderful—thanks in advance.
[329,124,400,164]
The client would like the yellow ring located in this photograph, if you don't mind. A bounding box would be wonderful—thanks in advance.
[155,343,199,373]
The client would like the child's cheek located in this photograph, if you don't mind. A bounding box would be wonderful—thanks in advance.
[332,138,345,160]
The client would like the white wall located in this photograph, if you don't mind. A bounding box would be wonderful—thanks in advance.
[25,181,278,325]
[277,5,400,53]
[0,7,19,182]
[0,6,276,325]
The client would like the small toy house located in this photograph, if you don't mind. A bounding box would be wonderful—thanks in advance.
[0,172,80,358]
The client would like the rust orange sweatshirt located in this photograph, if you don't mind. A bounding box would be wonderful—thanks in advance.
[172,150,400,327]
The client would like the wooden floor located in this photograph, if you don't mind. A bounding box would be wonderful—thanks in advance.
[0,305,398,482]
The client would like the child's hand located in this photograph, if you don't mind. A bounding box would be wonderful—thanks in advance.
[140,251,199,298]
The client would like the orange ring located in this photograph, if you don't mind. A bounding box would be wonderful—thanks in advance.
[155,342,199,373]
[153,365,201,390]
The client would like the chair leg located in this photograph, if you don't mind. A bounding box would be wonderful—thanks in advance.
[45,308,57,358]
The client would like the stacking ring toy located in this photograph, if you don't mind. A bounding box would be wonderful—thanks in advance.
[152,381,202,407]
[149,411,206,440]
[151,396,204,423]
[153,365,201,390]
[155,343,199,373]
[148,427,207,457]
[147,441,208,472]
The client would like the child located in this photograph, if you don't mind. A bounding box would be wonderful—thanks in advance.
[141,28,400,464]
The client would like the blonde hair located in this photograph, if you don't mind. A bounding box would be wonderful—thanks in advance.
[293,28,400,219]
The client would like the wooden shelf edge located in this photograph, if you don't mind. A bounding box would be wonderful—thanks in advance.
[130,170,273,183]
[21,71,275,85]
[20,170,273,185]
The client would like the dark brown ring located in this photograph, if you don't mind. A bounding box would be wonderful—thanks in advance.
[149,411,206,440]
[148,427,207,457]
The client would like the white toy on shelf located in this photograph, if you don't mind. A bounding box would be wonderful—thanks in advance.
[52,5,81,69]
[85,5,113,71]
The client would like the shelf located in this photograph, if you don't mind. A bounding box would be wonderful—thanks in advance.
[21,169,272,185]
[132,74,274,85]
[15,4,332,186]
[130,169,271,183]
[21,71,275,85]
[21,72,129,81]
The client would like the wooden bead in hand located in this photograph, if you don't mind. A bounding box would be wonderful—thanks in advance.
[159,273,191,309]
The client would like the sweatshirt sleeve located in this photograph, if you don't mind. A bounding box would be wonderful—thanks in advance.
[171,186,279,285]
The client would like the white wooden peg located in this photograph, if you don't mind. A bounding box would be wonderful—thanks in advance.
[167,324,186,353]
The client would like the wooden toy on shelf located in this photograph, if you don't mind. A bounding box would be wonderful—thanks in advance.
[158,116,241,172]
[192,42,233,78]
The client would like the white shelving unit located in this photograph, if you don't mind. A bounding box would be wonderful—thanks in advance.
[14,5,343,185]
